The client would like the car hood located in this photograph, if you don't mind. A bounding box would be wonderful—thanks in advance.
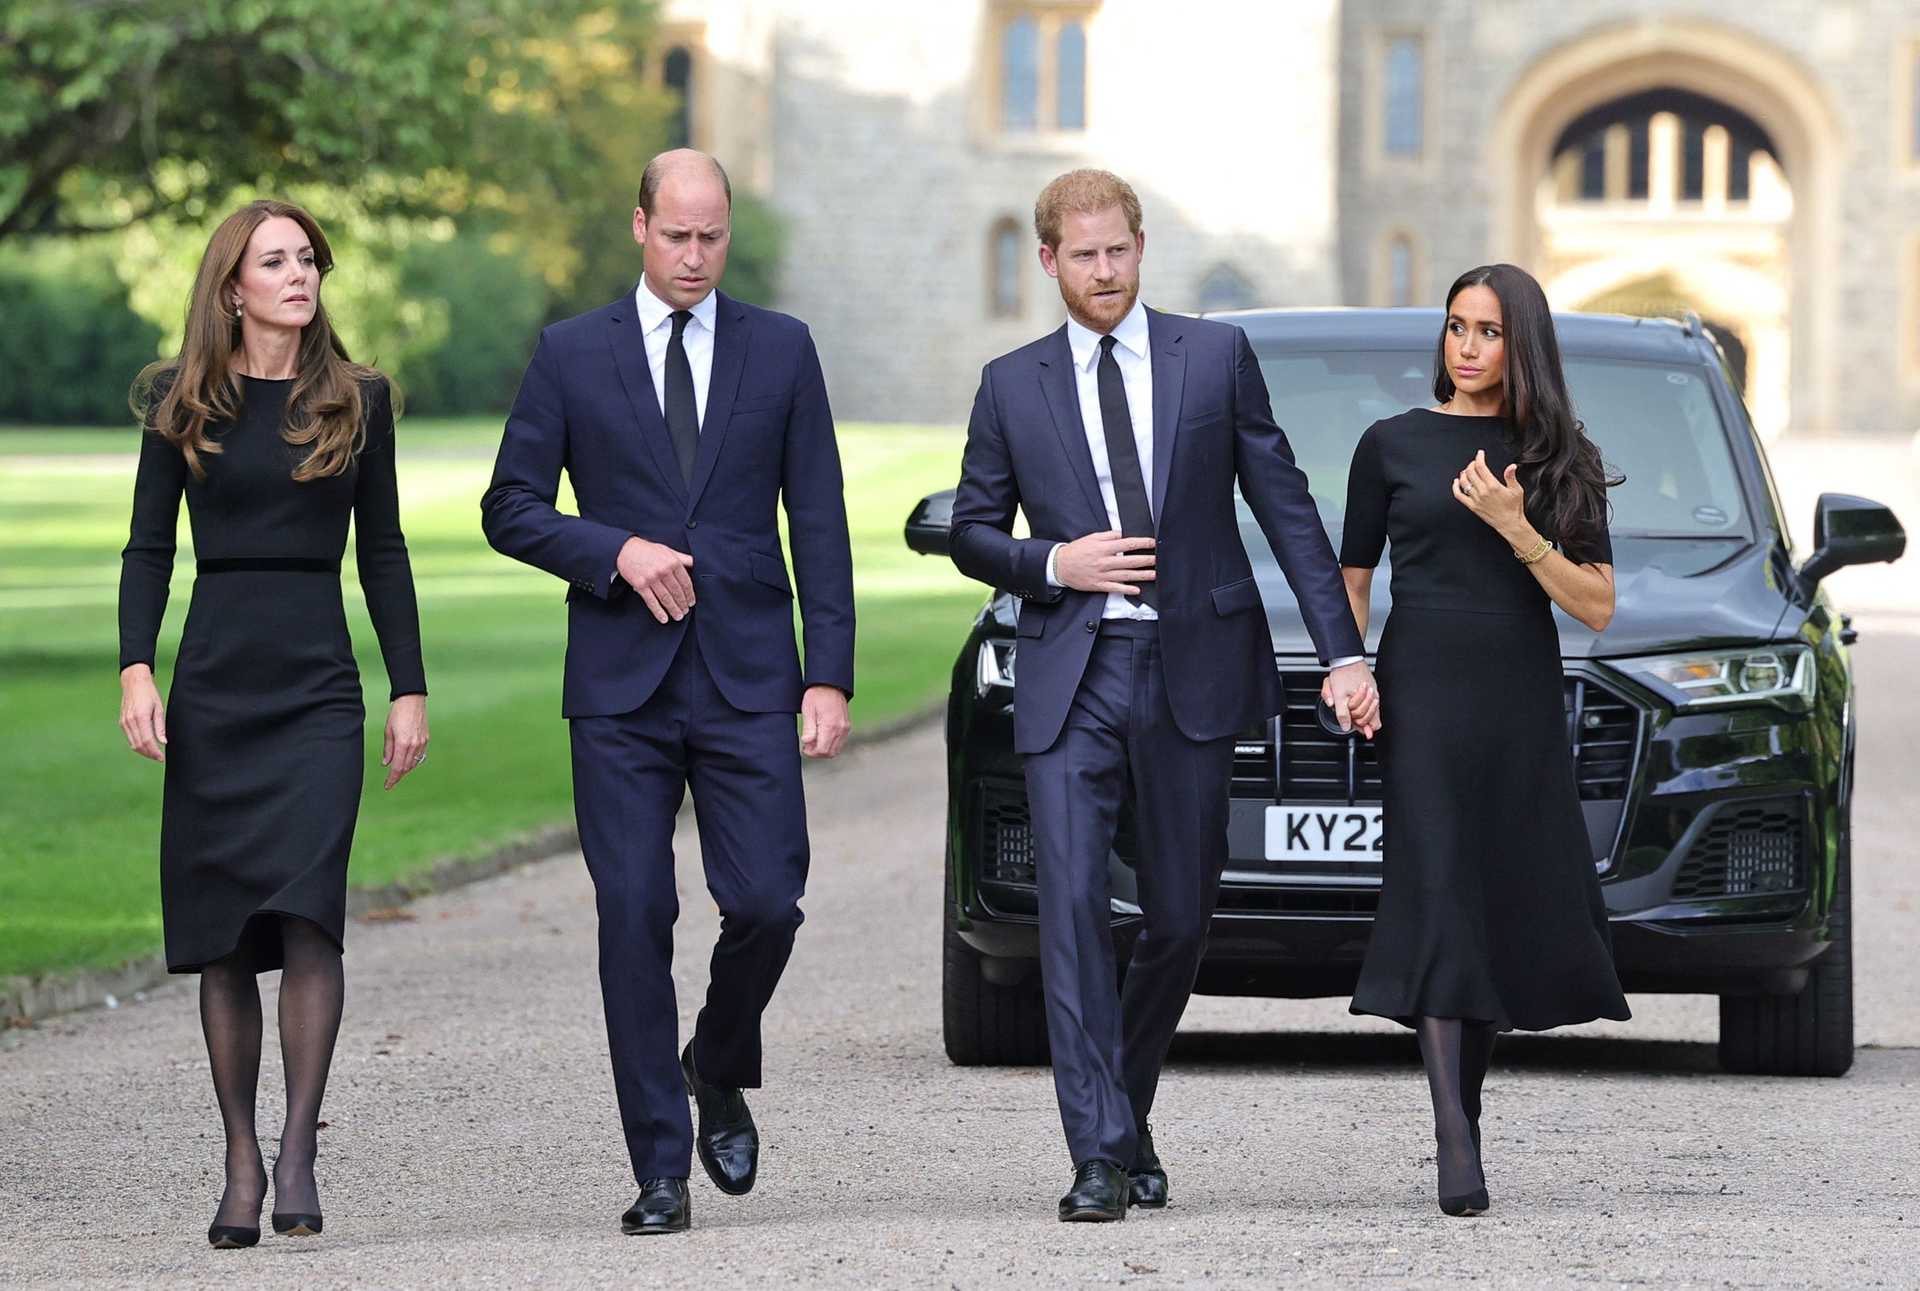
[1250,534,1794,660]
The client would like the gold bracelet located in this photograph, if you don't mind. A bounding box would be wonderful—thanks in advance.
[1515,536,1553,565]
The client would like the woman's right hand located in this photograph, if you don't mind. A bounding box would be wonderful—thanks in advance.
[119,664,168,762]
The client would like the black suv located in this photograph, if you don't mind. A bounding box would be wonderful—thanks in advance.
[907,308,1905,1078]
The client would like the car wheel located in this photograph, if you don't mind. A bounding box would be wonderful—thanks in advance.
[942,895,1049,1066]
[1717,834,1854,1077]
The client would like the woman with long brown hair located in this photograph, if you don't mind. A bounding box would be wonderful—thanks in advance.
[1334,263,1630,1217]
[117,199,428,1249]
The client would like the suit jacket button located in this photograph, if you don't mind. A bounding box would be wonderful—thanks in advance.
[1085,620,1097,633]
[685,520,698,530]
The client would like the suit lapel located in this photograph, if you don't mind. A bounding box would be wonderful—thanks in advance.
[1147,307,1185,524]
[687,291,747,513]
[1036,327,1109,529]
[606,296,687,502]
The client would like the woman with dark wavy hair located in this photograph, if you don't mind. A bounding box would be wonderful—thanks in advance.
[117,199,428,1249]
[1334,263,1630,1216]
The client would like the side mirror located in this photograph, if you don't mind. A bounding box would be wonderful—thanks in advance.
[904,488,956,557]
[1796,493,1905,591]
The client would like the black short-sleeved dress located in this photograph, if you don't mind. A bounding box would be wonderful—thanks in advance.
[1341,408,1629,1031]
[118,375,426,974]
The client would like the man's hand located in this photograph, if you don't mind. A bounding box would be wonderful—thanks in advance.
[617,537,697,623]
[1054,530,1156,595]
[800,685,851,759]
[1319,660,1382,739]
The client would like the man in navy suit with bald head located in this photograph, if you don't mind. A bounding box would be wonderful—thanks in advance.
[949,168,1379,1221]
[483,149,854,1236]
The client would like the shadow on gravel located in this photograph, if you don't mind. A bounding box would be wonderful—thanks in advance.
[1168,1030,1722,1075]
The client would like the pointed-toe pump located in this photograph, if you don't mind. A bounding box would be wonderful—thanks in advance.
[206,1224,260,1249]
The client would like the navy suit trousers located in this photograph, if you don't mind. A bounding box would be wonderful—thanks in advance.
[1024,621,1234,1169]
[569,628,809,1183]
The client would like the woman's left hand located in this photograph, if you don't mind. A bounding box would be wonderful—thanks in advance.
[382,693,430,790]
[1452,450,1527,534]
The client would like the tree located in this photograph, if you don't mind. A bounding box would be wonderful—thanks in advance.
[0,0,662,242]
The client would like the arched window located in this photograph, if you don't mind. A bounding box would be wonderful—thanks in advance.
[1383,36,1423,158]
[1197,264,1256,314]
[663,46,694,149]
[989,218,1025,319]
[1056,21,1087,131]
[1550,90,1779,208]
[1386,236,1415,307]
[1001,17,1040,133]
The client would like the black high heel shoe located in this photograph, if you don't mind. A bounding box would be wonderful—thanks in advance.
[271,1212,323,1237]
[208,1156,266,1248]
[1435,1132,1490,1217]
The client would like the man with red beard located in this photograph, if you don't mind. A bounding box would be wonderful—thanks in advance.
[948,169,1379,1220]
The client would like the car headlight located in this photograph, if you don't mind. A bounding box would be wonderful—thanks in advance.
[976,639,1015,696]
[1610,644,1816,713]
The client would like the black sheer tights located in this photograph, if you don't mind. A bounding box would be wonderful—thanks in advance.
[1414,1017,1498,1202]
[199,918,343,1227]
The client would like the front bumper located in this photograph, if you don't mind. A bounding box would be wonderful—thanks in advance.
[952,656,1839,997]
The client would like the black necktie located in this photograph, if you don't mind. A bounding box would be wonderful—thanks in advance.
[1097,333,1156,608]
[664,310,698,486]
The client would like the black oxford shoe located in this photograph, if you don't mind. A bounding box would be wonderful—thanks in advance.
[1128,1125,1169,1209]
[621,1178,691,1235]
[681,1042,759,1196]
[1058,1159,1128,1222]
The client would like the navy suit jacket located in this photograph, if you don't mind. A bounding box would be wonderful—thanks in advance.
[950,308,1362,754]
[481,289,854,718]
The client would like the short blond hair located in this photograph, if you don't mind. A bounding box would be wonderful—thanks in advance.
[1033,168,1143,248]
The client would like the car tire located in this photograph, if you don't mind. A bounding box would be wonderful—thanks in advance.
[1717,837,1854,1078]
[942,896,1049,1067]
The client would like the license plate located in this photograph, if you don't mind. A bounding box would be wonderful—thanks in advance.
[1264,805,1384,862]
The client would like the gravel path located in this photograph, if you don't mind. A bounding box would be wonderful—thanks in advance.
[4,622,1917,1290]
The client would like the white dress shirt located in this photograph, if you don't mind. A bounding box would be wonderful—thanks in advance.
[633,277,717,428]
[1041,297,1365,667]
[1046,297,1159,621]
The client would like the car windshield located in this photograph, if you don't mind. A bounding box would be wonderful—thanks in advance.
[1243,348,1750,546]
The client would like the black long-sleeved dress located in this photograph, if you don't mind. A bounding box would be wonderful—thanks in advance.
[119,374,426,973]
[1340,407,1629,1031]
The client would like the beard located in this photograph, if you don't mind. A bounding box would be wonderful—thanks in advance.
[1062,274,1138,331]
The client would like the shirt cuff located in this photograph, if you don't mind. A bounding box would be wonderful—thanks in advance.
[1327,655,1366,668]
[1044,543,1064,588]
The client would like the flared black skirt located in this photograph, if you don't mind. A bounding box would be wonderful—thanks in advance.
[160,567,364,973]
[1349,605,1631,1032]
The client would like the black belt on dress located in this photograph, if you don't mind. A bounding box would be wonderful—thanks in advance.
[196,557,341,575]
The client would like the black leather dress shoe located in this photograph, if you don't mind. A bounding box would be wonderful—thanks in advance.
[1128,1125,1168,1209]
[621,1178,691,1235]
[681,1042,758,1196]
[1058,1159,1128,1222]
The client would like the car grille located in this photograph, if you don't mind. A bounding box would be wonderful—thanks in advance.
[1670,798,1807,900]
[979,789,1037,887]
[1566,677,1638,800]
[975,672,1643,896]
[1229,671,1642,803]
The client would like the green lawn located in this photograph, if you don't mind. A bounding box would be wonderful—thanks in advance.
[0,417,981,977]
